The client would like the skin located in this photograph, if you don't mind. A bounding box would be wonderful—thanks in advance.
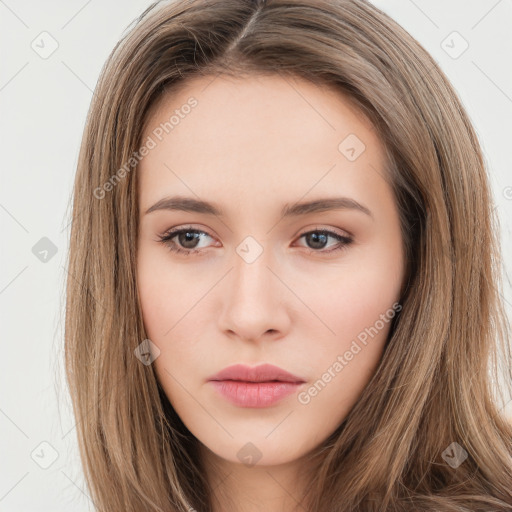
[136,73,405,512]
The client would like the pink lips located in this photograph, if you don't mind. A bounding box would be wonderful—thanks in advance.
[208,363,306,408]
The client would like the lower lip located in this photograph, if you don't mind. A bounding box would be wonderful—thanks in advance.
[209,380,303,408]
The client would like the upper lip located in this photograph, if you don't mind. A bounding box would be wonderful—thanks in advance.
[208,363,305,383]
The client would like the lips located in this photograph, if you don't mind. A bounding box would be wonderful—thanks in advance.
[208,363,306,408]
[208,363,305,384]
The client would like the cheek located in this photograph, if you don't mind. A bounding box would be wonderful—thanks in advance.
[296,253,401,352]
[137,243,198,340]
[136,247,186,373]
[296,297,397,435]
[294,252,402,419]
[137,253,168,341]
[136,249,208,396]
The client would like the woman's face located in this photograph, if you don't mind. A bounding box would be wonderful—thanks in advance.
[137,74,405,467]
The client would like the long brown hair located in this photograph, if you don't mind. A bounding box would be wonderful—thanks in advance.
[64,0,512,510]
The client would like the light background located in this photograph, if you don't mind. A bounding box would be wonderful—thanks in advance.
[1,0,511,510]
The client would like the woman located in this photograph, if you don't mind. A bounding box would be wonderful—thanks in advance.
[64,0,512,510]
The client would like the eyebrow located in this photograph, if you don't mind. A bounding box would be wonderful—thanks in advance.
[144,195,373,219]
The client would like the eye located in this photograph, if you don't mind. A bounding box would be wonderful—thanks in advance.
[156,226,353,256]
[295,228,353,254]
[157,226,215,256]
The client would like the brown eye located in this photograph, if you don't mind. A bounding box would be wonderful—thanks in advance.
[158,228,214,255]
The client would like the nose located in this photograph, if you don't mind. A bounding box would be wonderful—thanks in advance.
[217,244,290,343]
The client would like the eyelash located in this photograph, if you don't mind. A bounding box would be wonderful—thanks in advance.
[157,226,353,257]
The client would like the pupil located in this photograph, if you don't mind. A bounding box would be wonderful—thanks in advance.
[180,232,199,248]
[308,232,327,249]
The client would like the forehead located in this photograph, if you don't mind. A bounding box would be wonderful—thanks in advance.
[138,74,389,209]
[142,73,380,151]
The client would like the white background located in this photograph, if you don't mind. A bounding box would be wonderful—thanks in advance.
[1,1,511,510]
